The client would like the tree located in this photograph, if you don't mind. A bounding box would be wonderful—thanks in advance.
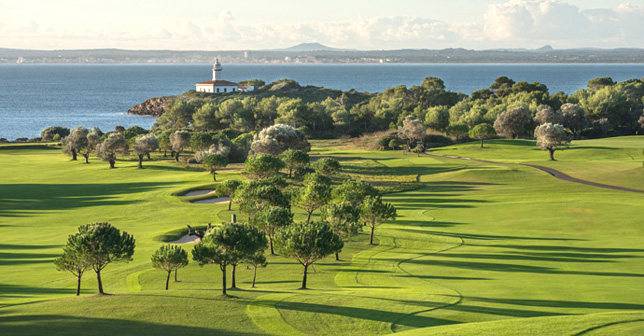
[331,180,379,207]
[361,196,397,245]
[561,103,588,137]
[244,252,267,288]
[61,127,89,161]
[154,100,194,130]
[170,130,191,162]
[203,153,229,181]
[132,133,159,168]
[320,202,361,260]
[192,223,266,295]
[279,149,310,178]
[274,221,343,289]
[494,106,532,139]
[534,123,571,161]
[123,126,149,141]
[41,126,70,141]
[236,181,291,220]
[424,106,450,131]
[96,133,129,168]
[534,105,563,125]
[312,158,341,176]
[67,222,135,294]
[276,98,308,128]
[216,180,242,211]
[294,180,331,223]
[151,245,188,290]
[249,124,310,156]
[54,243,90,296]
[251,206,293,255]
[192,102,219,131]
[245,154,285,179]
[446,123,469,143]
[398,115,426,150]
[469,123,496,148]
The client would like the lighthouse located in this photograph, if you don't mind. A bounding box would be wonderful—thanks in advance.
[212,59,222,80]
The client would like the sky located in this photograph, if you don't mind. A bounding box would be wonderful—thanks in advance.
[1,0,643,50]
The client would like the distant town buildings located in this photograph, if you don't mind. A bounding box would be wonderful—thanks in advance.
[195,59,254,94]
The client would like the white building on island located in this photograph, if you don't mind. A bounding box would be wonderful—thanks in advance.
[195,59,254,93]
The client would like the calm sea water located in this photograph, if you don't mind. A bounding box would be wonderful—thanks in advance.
[1,63,644,140]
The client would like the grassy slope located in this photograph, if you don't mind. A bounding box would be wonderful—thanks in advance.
[2,140,644,335]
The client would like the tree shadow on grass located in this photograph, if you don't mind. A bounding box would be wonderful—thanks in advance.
[0,314,259,336]
[0,244,62,267]
[463,296,644,311]
[0,182,178,217]
[0,284,74,299]
[395,228,585,242]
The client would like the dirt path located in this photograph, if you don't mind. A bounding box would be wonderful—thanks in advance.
[424,152,644,194]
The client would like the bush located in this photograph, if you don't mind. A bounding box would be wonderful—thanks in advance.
[376,131,399,150]
[0,138,8,143]
[41,126,70,141]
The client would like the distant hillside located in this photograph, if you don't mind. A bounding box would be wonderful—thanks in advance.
[279,43,351,52]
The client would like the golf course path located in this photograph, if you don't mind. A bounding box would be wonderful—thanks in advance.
[424,152,644,194]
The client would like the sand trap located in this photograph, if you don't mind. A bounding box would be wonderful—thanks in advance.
[190,196,230,204]
[183,189,216,197]
[169,234,201,244]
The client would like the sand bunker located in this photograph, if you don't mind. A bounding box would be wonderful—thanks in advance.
[190,196,230,204]
[169,235,201,244]
[183,189,216,197]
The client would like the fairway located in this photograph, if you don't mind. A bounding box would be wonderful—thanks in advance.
[2,137,644,335]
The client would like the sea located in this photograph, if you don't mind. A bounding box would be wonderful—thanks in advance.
[2,63,644,140]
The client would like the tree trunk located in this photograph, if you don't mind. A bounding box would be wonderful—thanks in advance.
[548,148,555,161]
[83,153,89,164]
[138,155,143,169]
[228,199,232,211]
[335,251,340,261]
[174,269,178,282]
[221,265,227,295]
[175,151,180,162]
[109,159,115,169]
[147,152,151,160]
[252,266,257,288]
[231,264,237,289]
[289,168,292,178]
[301,264,308,289]
[480,139,484,148]
[76,274,82,296]
[163,150,167,157]
[213,171,217,181]
[369,225,375,245]
[71,149,77,161]
[96,269,104,294]
[269,235,275,255]
[306,211,312,223]
[165,270,171,290]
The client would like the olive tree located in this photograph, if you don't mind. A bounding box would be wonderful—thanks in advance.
[133,133,159,168]
[469,123,496,148]
[67,222,135,294]
[170,130,191,162]
[279,149,310,178]
[80,132,101,164]
[151,245,188,290]
[249,124,311,156]
[245,154,285,179]
[494,106,532,139]
[398,115,426,150]
[361,196,397,245]
[274,221,343,289]
[192,223,266,295]
[216,180,242,211]
[96,133,129,168]
[203,153,229,181]
[320,202,361,260]
[534,123,571,161]
[54,243,91,296]
[61,127,89,161]
[534,105,563,125]
[41,126,70,141]
[561,103,588,138]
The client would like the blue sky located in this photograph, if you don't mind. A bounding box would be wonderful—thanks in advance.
[1,0,643,50]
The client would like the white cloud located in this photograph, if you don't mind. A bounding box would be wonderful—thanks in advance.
[1,1,644,50]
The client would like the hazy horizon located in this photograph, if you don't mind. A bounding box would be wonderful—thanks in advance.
[1,0,643,51]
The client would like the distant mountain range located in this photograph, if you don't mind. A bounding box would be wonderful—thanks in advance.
[1,43,644,64]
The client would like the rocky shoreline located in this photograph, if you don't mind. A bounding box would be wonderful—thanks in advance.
[127,96,175,116]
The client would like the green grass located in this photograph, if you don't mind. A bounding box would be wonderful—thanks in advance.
[2,138,644,335]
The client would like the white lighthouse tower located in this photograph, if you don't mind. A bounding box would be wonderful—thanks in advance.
[212,59,222,80]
